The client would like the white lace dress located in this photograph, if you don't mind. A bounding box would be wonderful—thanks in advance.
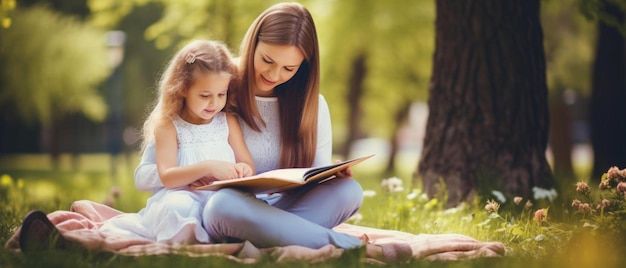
[100,112,236,244]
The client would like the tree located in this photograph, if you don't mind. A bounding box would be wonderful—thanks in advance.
[320,0,434,159]
[0,6,110,125]
[416,0,556,206]
[0,5,110,141]
[588,0,626,180]
[542,0,595,180]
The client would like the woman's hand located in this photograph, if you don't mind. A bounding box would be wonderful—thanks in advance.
[189,177,214,188]
[334,159,353,178]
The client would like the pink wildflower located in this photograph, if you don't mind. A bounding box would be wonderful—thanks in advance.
[607,166,620,180]
[571,199,581,208]
[575,182,590,195]
[513,196,523,205]
[485,199,500,213]
[525,200,533,209]
[599,180,610,190]
[534,208,547,222]
[103,198,115,207]
[597,199,611,210]
[110,186,122,198]
[620,168,626,179]
[617,182,626,193]
[578,203,594,214]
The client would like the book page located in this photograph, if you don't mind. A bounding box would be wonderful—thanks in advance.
[249,168,310,183]
[303,154,375,181]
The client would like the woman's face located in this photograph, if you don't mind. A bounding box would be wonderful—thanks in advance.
[253,41,304,97]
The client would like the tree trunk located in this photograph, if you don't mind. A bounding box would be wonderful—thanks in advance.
[416,0,555,206]
[549,89,574,179]
[342,53,366,158]
[589,2,626,181]
[385,100,412,175]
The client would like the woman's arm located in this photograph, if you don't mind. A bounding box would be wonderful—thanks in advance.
[313,95,333,167]
[226,113,256,176]
[315,95,353,178]
[134,142,164,192]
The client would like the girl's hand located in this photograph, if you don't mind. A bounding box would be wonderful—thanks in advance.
[334,159,353,178]
[235,162,253,177]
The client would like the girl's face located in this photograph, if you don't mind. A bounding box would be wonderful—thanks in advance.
[181,72,231,124]
[253,42,304,97]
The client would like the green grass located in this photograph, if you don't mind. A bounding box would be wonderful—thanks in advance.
[1,153,625,267]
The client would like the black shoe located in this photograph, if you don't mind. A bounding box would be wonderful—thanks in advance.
[19,210,67,252]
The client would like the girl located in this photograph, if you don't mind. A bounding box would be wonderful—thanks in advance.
[99,39,255,244]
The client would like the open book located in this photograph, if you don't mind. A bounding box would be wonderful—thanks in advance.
[194,154,374,194]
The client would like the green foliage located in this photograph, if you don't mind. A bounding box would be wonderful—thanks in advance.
[0,0,15,28]
[88,0,141,29]
[0,5,111,125]
[88,0,281,50]
[319,0,434,138]
[578,0,626,36]
[542,0,595,95]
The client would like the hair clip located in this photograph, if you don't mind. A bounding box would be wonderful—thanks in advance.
[185,53,196,64]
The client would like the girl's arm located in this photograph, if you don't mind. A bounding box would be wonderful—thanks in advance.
[226,113,256,176]
[155,119,240,189]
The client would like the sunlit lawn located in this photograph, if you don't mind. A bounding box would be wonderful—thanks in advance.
[0,152,625,267]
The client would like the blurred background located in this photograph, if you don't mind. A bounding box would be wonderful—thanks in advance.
[0,0,611,210]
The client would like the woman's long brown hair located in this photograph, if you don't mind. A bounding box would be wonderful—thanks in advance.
[236,2,320,168]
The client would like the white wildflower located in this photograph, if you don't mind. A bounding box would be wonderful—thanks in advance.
[443,203,466,214]
[363,190,377,197]
[532,187,558,202]
[381,176,404,192]
[348,213,363,223]
[534,234,545,241]
[491,190,506,203]
[443,207,460,214]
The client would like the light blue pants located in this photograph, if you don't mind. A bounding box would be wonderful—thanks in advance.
[202,178,365,249]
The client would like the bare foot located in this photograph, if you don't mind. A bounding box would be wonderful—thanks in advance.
[365,243,412,264]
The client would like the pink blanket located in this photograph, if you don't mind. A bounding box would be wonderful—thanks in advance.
[5,200,505,264]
